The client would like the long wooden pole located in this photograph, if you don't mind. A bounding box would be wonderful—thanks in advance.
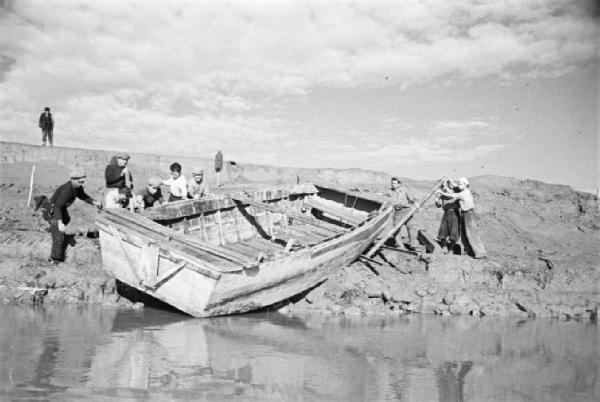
[26,165,36,208]
[365,179,444,258]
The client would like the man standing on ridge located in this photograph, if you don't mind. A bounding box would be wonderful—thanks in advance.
[47,167,102,264]
[38,107,54,146]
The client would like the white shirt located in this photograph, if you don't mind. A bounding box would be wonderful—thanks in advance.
[163,175,188,198]
[105,188,124,209]
[455,188,475,211]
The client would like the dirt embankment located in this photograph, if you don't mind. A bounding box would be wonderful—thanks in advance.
[1,141,598,319]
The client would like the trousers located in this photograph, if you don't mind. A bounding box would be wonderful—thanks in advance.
[461,211,486,258]
[49,220,66,261]
[437,208,460,243]
[42,128,53,145]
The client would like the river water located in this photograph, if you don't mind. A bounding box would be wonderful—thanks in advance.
[0,305,597,402]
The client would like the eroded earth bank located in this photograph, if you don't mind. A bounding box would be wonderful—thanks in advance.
[1,142,598,320]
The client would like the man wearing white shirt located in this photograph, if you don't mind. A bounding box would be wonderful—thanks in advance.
[162,162,188,202]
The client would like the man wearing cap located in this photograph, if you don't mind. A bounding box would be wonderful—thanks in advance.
[38,107,54,146]
[47,167,102,264]
[138,176,164,209]
[436,177,486,259]
[387,176,417,250]
[188,167,210,199]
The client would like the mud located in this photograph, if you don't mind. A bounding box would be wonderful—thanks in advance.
[1,141,599,320]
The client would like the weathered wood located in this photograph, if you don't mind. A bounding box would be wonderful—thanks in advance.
[140,242,160,284]
[96,183,391,317]
[103,209,251,267]
[109,225,144,285]
[97,216,228,278]
[232,195,344,234]
[417,230,441,254]
[143,261,187,290]
[215,209,225,245]
[365,179,444,259]
[303,197,365,226]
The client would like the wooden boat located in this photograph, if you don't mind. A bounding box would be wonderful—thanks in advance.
[95,183,393,317]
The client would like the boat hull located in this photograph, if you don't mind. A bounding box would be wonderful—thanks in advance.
[96,186,392,317]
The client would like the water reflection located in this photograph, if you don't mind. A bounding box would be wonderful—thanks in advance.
[0,305,597,401]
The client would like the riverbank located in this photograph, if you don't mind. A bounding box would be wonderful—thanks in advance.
[1,141,599,320]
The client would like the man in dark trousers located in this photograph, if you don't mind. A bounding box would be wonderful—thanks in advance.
[38,107,54,146]
[47,167,102,264]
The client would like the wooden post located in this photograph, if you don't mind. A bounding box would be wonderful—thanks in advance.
[365,179,444,259]
[26,165,35,208]
[215,209,225,245]
[200,212,208,241]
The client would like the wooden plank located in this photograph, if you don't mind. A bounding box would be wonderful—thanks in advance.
[365,180,444,258]
[102,209,251,267]
[140,242,160,284]
[303,197,365,226]
[284,223,328,242]
[97,217,227,278]
[109,225,144,285]
[143,261,187,290]
[417,230,441,254]
[231,196,345,234]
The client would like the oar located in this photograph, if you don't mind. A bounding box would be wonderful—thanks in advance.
[364,179,445,259]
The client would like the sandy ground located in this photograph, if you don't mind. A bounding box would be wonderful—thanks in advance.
[1,143,599,319]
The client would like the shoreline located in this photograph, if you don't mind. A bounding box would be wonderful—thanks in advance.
[1,142,598,320]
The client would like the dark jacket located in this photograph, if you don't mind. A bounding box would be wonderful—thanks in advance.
[39,112,54,130]
[49,181,94,224]
[139,186,163,208]
[105,156,132,189]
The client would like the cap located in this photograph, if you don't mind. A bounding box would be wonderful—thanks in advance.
[115,152,130,160]
[192,166,205,175]
[147,176,162,187]
[391,176,402,183]
[70,167,86,180]
[458,177,469,186]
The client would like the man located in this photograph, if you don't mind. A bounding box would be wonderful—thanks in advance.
[387,176,416,250]
[38,107,54,146]
[435,178,461,254]
[138,176,164,209]
[162,162,187,202]
[47,167,102,264]
[188,167,210,199]
[436,177,486,259]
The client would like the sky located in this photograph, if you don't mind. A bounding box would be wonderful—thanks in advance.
[0,0,598,190]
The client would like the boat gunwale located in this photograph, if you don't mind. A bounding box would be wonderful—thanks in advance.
[95,184,392,275]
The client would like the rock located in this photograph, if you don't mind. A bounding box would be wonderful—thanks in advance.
[328,305,343,315]
[415,288,428,297]
[365,283,382,298]
[344,306,362,315]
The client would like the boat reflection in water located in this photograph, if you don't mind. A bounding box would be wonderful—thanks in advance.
[0,305,597,401]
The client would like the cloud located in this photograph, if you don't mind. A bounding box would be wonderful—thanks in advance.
[0,0,594,175]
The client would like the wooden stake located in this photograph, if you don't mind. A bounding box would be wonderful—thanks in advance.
[365,179,444,259]
[26,165,35,208]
